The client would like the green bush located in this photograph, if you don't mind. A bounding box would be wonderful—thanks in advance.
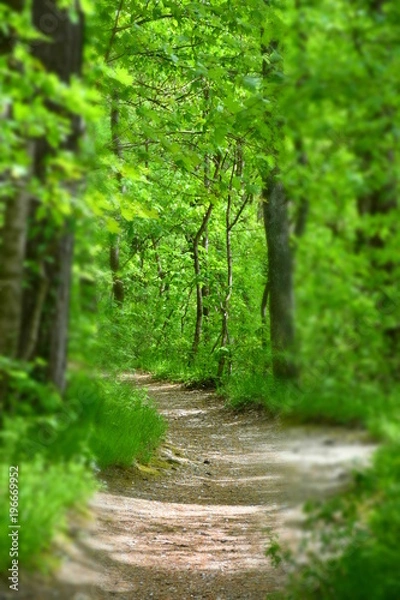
[0,374,101,464]
[1,373,166,469]
[222,371,278,411]
[283,380,374,426]
[222,367,399,431]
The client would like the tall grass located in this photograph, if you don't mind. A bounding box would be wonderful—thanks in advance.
[0,373,166,575]
[89,379,166,468]
[0,458,96,573]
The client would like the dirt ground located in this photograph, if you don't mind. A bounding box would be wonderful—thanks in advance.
[0,373,376,600]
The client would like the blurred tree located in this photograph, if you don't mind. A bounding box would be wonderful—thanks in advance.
[0,1,85,407]
[0,1,31,361]
[260,12,297,380]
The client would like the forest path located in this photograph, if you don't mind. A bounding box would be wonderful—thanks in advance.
[11,373,375,600]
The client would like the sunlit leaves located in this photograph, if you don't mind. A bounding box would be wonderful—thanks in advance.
[105,217,121,234]
[110,65,132,87]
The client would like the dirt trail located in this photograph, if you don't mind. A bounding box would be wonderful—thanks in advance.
[3,373,375,600]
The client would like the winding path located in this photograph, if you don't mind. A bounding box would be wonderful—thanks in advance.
[8,373,375,600]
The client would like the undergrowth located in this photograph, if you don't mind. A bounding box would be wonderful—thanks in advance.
[89,378,166,468]
[222,368,399,432]
[0,370,166,575]
[267,438,400,600]
[0,458,95,574]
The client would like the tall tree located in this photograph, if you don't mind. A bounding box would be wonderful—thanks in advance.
[259,19,297,380]
[0,0,85,405]
[0,2,31,362]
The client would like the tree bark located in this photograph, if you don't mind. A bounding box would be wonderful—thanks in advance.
[259,13,298,381]
[201,229,210,320]
[16,1,84,392]
[217,193,233,379]
[109,100,125,305]
[45,230,75,391]
[0,3,31,414]
[217,147,249,379]
[262,174,297,380]
[190,203,213,360]
[20,262,48,361]
[0,192,30,359]
[260,280,270,349]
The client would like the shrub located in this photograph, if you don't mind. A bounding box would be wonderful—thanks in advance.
[223,371,279,411]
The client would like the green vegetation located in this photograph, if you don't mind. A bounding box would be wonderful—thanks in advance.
[90,379,166,468]
[270,439,400,600]
[0,0,399,596]
[0,458,95,573]
[0,373,165,572]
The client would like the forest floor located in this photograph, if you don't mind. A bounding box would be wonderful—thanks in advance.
[2,373,376,600]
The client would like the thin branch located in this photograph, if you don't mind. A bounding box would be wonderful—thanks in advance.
[104,0,125,63]
[229,194,251,231]
[115,13,175,32]
[194,203,214,244]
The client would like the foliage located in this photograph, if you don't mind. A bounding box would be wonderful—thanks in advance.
[1,371,166,468]
[272,440,400,600]
[1,0,399,588]
[88,0,399,424]
[0,457,96,574]
[0,370,166,573]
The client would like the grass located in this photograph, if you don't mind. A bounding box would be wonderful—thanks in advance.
[2,374,167,467]
[221,368,400,433]
[0,371,167,575]
[221,371,283,412]
[134,347,219,390]
[89,379,167,468]
[0,456,97,573]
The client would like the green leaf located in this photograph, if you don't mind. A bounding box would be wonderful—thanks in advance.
[111,66,132,87]
[105,218,121,234]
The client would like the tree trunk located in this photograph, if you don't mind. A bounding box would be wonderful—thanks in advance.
[217,148,249,379]
[16,1,84,392]
[259,15,298,381]
[110,239,125,305]
[109,100,125,305]
[191,244,205,358]
[0,3,31,412]
[202,228,210,321]
[217,195,233,379]
[262,174,297,380]
[190,203,213,360]
[0,192,30,359]
[260,280,270,350]
[43,230,75,391]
